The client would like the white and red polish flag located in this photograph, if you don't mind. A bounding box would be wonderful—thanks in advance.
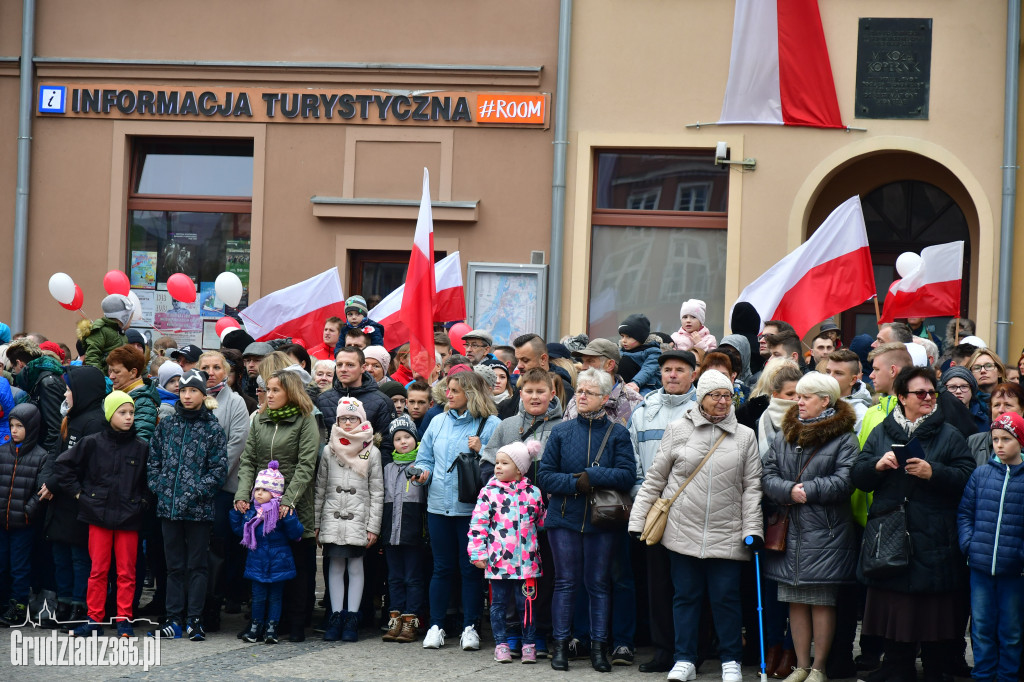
[719,0,844,128]
[732,196,875,338]
[239,268,345,344]
[368,252,465,348]
[401,168,437,380]
[880,242,964,323]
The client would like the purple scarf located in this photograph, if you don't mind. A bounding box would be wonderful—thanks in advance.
[240,497,281,550]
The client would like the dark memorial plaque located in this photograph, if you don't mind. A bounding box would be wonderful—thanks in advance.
[855,18,932,119]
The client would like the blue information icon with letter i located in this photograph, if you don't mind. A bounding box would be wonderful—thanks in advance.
[38,85,67,114]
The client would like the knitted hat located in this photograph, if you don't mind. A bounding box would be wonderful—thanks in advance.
[560,334,590,354]
[939,366,978,394]
[696,369,733,403]
[388,414,419,443]
[992,411,1024,448]
[364,346,392,373]
[546,343,572,360]
[103,391,134,421]
[448,363,472,376]
[336,397,367,423]
[499,441,543,475]
[125,329,146,347]
[178,369,209,395]
[378,380,408,399]
[618,313,651,344]
[101,294,134,327]
[345,295,368,316]
[39,341,65,363]
[679,299,707,325]
[473,364,497,389]
[158,361,184,388]
[221,328,255,353]
[254,460,286,497]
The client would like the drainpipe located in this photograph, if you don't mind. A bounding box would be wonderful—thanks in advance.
[997,0,1020,359]
[10,0,36,333]
[546,0,572,340]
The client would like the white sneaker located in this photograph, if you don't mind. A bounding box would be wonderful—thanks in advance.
[668,661,697,681]
[459,625,480,651]
[721,660,743,682]
[422,625,445,649]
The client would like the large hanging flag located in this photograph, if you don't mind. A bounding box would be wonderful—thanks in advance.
[369,252,465,348]
[239,268,345,344]
[732,196,875,337]
[401,168,437,380]
[719,0,843,128]
[880,242,964,323]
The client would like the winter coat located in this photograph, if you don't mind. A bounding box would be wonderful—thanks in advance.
[562,377,643,426]
[628,407,762,561]
[414,409,500,516]
[235,410,320,539]
[0,404,49,529]
[620,343,662,394]
[381,460,426,546]
[147,403,228,522]
[537,413,635,534]
[316,372,397,461]
[967,431,994,468]
[852,409,975,593]
[671,326,717,354]
[720,334,753,386]
[842,382,873,435]
[481,397,564,488]
[0,377,14,447]
[229,507,304,584]
[15,355,66,454]
[80,317,125,373]
[126,378,160,443]
[467,476,544,580]
[41,365,107,546]
[156,387,178,421]
[55,425,149,531]
[762,402,859,586]
[314,444,384,546]
[628,387,697,495]
[335,318,385,350]
[211,385,251,493]
[958,458,1024,576]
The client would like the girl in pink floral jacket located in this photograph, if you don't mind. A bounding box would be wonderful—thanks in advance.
[468,441,545,663]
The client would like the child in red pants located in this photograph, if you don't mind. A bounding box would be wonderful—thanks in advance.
[56,391,149,637]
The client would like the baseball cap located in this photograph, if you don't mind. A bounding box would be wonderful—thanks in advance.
[571,338,621,365]
[170,344,202,364]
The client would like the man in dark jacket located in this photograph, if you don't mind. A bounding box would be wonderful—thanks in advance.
[7,339,65,454]
[316,347,397,462]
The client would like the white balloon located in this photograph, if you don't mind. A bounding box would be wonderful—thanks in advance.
[895,252,923,278]
[48,272,76,304]
[127,291,143,322]
[215,271,244,308]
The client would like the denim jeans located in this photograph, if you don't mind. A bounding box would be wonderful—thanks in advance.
[0,526,34,603]
[490,579,537,645]
[548,528,615,643]
[426,513,483,629]
[970,569,1024,682]
[52,541,91,605]
[386,545,425,615]
[251,580,285,624]
[669,552,744,663]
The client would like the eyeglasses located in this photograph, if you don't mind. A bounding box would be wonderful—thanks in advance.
[906,389,938,400]
[972,363,998,373]
[705,392,733,402]
[465,342,488,350]
[575,388,603,399]
[945,383,971,394]
[336,416,361,426]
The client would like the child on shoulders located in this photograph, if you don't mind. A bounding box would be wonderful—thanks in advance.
[617,313,662,396]
[671,299,717,355]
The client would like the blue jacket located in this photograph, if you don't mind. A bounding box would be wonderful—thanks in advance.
[958,458,1024,576]
[621,343,662,395]
[147,403,228,522]
[414,409,500,516]
[229,507,305,583]
[334,318,385,350]
[537,413,635,533]
[0,377,14,447]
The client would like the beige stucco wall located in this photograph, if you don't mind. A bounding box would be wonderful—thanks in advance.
[564,0,1007,348]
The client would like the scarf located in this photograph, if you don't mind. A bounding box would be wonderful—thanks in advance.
[699,406,728,424]
[392,444,419,463]
[329,418,374,476]
[758,397,797,459]
[240,497,281,550]
[798,407,836,425]
[579,407,605,421]
[207,380,227,397]
[893,403,932,436]
[265,405,300,422]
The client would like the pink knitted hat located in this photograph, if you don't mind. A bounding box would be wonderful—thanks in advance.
[254,460,286,497]
[499,441,543,475]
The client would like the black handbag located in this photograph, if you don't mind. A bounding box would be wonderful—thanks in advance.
[447,418,489,504]
[588,424,632,529]
[859,502,913,578]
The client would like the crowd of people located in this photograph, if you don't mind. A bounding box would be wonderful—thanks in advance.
[1,293,1023,682]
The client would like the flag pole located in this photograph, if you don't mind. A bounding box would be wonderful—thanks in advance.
[873,296,881,326]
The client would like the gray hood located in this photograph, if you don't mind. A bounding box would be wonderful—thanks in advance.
[844,381,873,409]
[720,333,752,384]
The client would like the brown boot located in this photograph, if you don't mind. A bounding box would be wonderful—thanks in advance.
[382,610,402,641]
[395,614,420,643]
[773,649,797,679]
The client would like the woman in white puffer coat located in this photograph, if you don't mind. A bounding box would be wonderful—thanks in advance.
[314,397,384,643]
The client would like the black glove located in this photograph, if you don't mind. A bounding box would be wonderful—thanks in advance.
[744,535,764,551]
[630,531,643,543]
[573,471,592,494]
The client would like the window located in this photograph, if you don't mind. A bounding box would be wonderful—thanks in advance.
[127,139,254,345]
[588,150,728,340]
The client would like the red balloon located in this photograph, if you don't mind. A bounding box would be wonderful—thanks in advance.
[215,316,240,337]
[103,270,130,296]
[448,322,471,355]
[60,285,84,311]
[167,273,196,303]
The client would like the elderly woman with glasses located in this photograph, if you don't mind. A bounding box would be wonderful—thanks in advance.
[538,368,635,673]
[852,366,974,682]
[628,369,763,682]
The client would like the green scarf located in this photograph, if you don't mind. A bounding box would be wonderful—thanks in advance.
[392,444,419,463]
[15,355,64,392]
[265,404,300,422]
